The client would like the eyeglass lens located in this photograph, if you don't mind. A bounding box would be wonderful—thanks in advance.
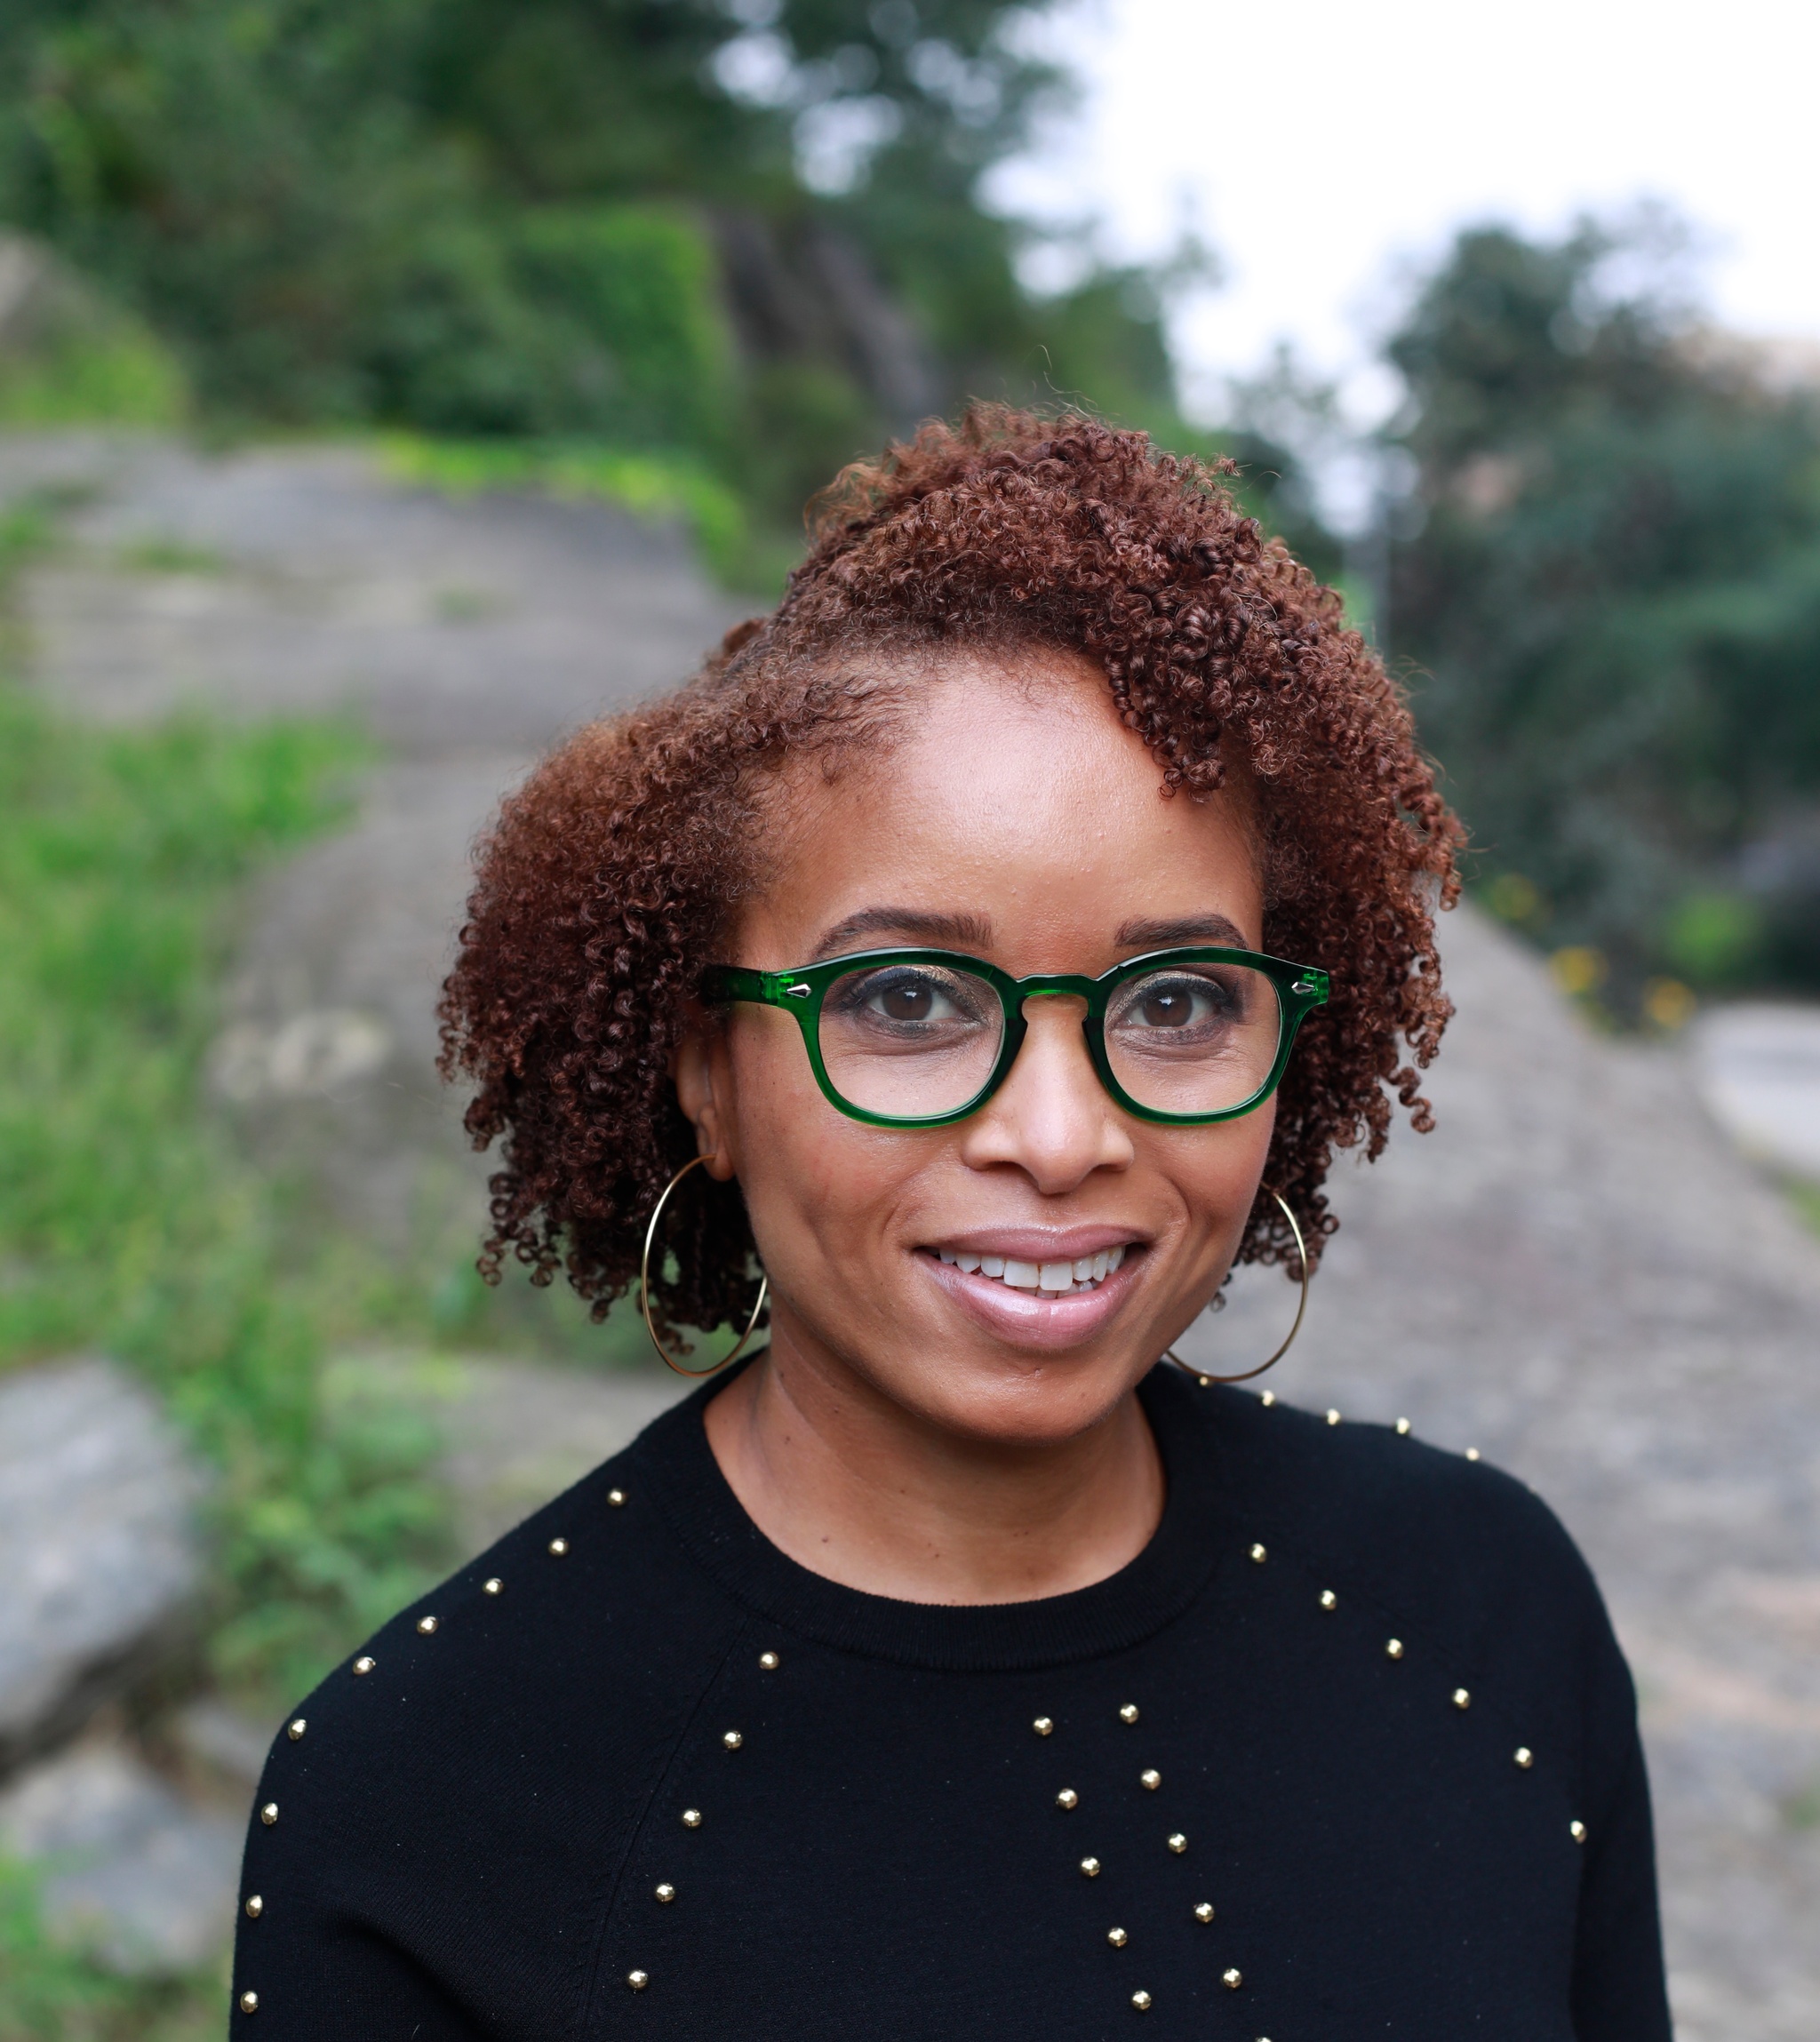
[817,960,1282,1120]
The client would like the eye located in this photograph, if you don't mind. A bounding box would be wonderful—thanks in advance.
[829,966,989,1031]
[1134,984,1203,1029]
[1115,973,1235,1033]
[879,977,940,1023]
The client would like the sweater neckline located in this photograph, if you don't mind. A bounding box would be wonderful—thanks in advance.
[640,1360,1232,1672]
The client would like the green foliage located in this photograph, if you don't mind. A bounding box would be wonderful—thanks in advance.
[1659,888,1765,986]
[379,432,748,579]
[0,215,187,425]
[1387,215,1820,998]
[0,656,455,1715]
[0,320,184,427]
[0,1855,223,2040]
[0,0,1204,546]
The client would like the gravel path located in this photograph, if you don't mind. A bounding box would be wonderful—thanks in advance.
[12,432,1817,2037]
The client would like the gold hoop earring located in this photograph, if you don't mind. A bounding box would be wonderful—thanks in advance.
[1165,1188,1310,1387]
[640,1153,769,1378]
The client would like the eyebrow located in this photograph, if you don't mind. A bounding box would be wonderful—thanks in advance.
[808,906,994,961]
[1114,913,1249,950]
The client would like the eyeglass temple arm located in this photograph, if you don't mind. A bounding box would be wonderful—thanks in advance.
[700,965,810,1007]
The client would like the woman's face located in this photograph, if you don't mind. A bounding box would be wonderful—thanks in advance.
[677,652,1276,1447]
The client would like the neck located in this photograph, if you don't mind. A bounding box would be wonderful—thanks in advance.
[702,1329,1165,1606]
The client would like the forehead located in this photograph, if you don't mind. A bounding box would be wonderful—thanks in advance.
[748,650,1261,961]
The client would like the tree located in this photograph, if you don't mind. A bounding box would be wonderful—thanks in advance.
[0,0,1199,538]
[1386,216,1820,998]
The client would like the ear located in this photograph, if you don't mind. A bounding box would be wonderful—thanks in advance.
[672,1026,738,1182]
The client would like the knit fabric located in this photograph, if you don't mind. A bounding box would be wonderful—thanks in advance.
[230,1364,1670,2040]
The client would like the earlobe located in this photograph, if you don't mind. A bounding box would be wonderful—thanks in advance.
[672,1031,737,1181]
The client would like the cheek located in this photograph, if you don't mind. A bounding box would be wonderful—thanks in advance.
[722,1020,913,1272]
[1158,1097,1278,1260]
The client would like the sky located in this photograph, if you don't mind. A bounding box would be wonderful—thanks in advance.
[996,0,1820,450]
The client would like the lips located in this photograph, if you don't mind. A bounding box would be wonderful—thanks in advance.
[916,1233,1146,1351]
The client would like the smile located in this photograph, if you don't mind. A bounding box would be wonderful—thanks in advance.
[934,1243,1130,1298]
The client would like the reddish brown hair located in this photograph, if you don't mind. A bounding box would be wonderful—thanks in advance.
[439,407,1463,1339]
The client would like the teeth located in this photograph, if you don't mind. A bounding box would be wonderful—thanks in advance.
[933,1243,1136,1292]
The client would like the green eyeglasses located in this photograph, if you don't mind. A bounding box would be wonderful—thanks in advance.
[702,946,1329,1129]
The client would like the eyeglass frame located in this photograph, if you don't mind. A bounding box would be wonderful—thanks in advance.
[699,945,1330,1130]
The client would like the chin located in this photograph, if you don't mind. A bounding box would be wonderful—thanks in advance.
[896,1345,1151,1449]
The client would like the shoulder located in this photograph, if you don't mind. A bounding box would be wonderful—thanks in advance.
[1157,1373,1633,1784]
[1182,1377,1598,1633]
[251,1386,741,1846]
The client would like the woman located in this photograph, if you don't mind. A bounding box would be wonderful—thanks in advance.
[231,411,1669,2038]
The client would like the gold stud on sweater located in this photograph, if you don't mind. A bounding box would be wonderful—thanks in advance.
[483,1578,503,1596]
[608,1489,627,1507]
[259,1803,278,1826]
[1131,1990,1153,2010]
[1107,1926,1128,1947]
[1570,1820,1587,1843]
[1452,1688,1472,1711]
[1193,1902,1215,1923]
[287,1719,306,1741]
[353,1657,375,1676]
[1140,1770,1161,1791]
[655,1884,675,1903]
[722,1730,743,1750]
[1222,1967,1243,1990]
[244,1895,263,1918]
[1057,1789,1079,1809]
[1081,1856,1101,1878]
[761,1651,780,1671]
[1168,1833,1187,1855]
[1395,1416,1412,1435]
[1514,1747,1534,1768]
[1260,1392,1276,1407]
[1249,1543,1267,1563]
[1385,1639,1404,1659]
[1326,1408,1341,1426]
[1119,1703,1139,1724]
[682,1808,702,1829]
[1319,1590,1337,1611]
[1034,1716,1054,1736]
[548,1537,569,1557]
[628,1970,649,1991]
[239,1990,259,2014]
[417,1615,438,1635]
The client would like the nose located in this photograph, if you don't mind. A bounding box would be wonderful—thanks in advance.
[956,994,1136,1193]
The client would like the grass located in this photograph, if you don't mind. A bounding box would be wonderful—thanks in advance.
[378,432,755,585]
[0,650,460,1712]
[0,492,467,2023]
[0,473,679,2022]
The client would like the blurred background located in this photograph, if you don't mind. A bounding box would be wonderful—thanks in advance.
[0,0,1815,2034]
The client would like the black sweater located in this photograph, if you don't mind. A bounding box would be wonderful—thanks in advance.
[230,1365,1671,2040]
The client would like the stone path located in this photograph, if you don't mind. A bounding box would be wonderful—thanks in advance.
[9,432,1819,2030]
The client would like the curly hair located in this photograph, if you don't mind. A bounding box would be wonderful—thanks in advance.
[438,406,1463,1340]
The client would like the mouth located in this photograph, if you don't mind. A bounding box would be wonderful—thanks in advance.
[931,1241,1130,1299]
[914,1232,1148,1350]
